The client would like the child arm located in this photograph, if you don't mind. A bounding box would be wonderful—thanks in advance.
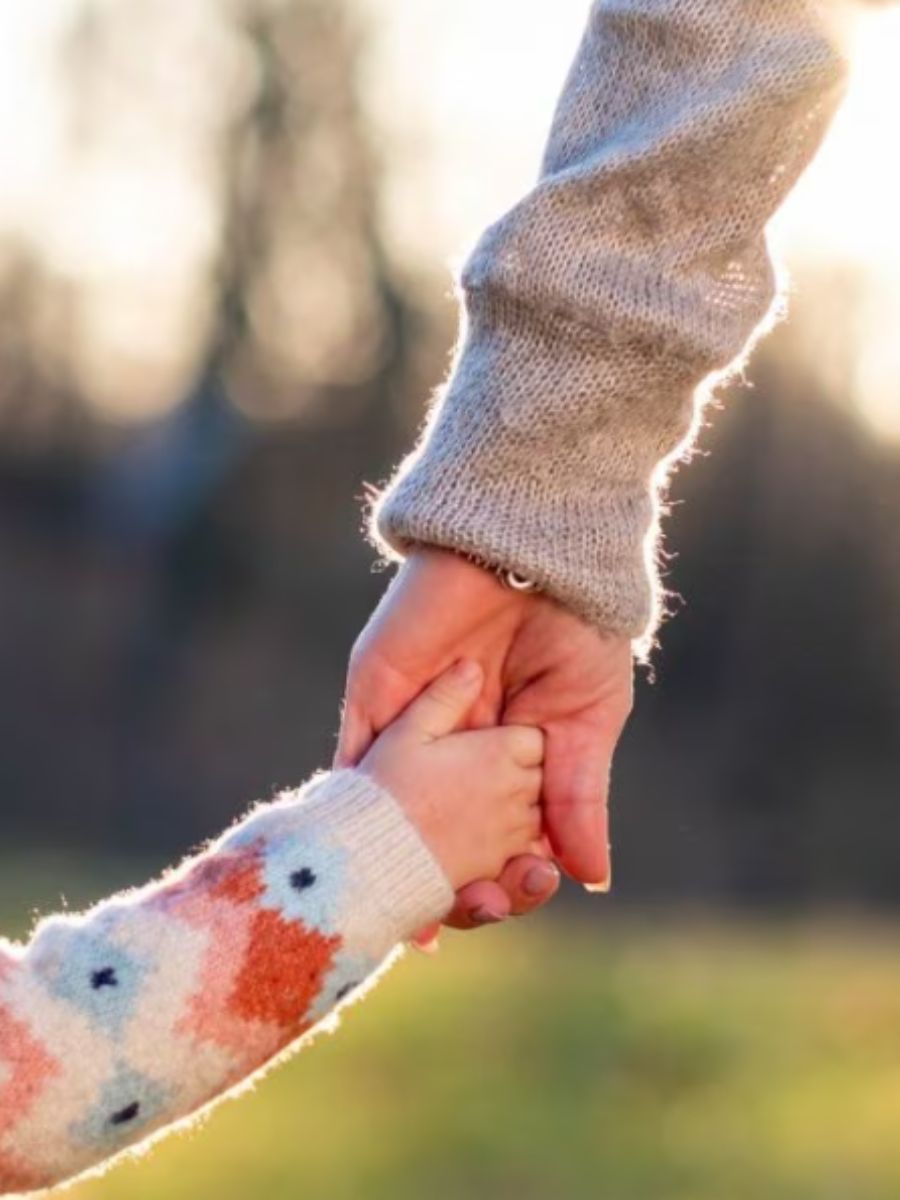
[0,770,452,1195]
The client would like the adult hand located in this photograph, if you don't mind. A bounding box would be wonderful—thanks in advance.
[335,547,633,930]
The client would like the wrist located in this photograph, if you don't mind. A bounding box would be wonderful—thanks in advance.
[289,771,455,948]
[418,546,538,595]
[357,760,458,890]
[401,545,536,614]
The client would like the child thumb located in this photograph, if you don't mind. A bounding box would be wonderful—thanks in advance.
[401,660,484,741]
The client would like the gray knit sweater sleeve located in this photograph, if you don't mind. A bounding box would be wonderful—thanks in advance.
[372,0,848,644]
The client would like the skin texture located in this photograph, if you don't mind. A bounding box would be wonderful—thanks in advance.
[361,660,544,891]
[336,548,634,933]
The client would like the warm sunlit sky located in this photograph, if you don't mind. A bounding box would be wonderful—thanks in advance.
[0,0,898,439]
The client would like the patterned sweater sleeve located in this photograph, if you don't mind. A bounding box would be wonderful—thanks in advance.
[373,0,848,647]
[0,770,452,1196]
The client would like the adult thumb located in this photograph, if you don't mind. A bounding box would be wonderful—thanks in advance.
[399,660,483,741]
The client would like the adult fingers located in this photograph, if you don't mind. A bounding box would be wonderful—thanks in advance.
[414,848,559,940]
[334,699,376,769]
[541,719,617,890]
[497,854,561,916]
[446,850,560,927]
[443,879,513,929]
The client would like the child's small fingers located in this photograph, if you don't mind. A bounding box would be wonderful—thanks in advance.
[530,832,553,858]
[400,660,484,740]
[523,797,543,838]
[509,766,543,810]
[507,804,545,859]
[502,724,545,768]
[452,726,539,770]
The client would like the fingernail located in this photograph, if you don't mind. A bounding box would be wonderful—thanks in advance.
[584,849,613,894]
[585,862,612,894]
[470,905,504,925]
[523,863,560,897]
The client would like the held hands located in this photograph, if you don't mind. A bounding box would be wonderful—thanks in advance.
[360,660,545,892]
[337,547,634,932]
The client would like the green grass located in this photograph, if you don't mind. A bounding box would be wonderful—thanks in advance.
[6,863,900,1199]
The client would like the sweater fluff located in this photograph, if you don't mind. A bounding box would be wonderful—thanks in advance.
[374,0,848,645]
[0,771,452,1195]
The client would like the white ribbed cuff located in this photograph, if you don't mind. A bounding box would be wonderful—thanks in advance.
[298,770,454,948]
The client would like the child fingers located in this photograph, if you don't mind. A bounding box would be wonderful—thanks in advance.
[400,660,485,740]
[512,766,543,810]
[508,799,543,855]
[530,832,553,858]
[524,791,543,834]
[456,726,542,770]
[501,724,545,768]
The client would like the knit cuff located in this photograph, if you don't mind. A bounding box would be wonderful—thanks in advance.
[295,770,454,949]
[372,291,676,644]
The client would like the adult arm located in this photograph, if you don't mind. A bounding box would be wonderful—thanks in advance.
[373,0,848,648]
[341,0,849,923]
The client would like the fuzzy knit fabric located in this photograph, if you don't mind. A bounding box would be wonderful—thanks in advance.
[373,0,849,646]
[0,770,452,1196]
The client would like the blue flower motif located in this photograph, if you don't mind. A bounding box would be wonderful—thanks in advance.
[40,926,147,1035]
[258,831,349,935]
[308,948,379,1021]
[70,1063,170,1150]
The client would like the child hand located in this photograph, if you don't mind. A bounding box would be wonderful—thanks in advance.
[359,660,545,892]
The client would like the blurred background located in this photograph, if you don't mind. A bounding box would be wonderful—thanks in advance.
[1,0,899,1196]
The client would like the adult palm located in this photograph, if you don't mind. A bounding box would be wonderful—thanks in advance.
[335,548,633,929]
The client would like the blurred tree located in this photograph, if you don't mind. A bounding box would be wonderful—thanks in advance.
[0,0,896,914]
[0,0,418,850]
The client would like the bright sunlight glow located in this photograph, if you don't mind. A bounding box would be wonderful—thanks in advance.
[0,0,897,439]
[776,5,900,442]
